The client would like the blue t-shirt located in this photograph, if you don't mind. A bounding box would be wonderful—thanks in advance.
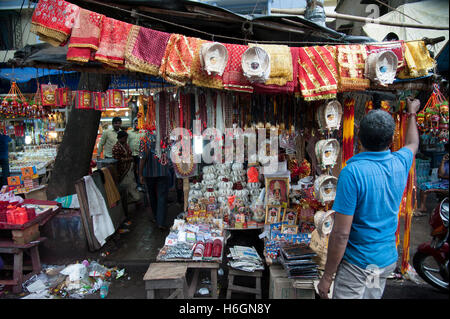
[332,147,413,269]
[0,134,11,159]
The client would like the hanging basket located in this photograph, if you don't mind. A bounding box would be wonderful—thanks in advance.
[40,84,58,107]
[106,89,125,108]
[75,90,94,109]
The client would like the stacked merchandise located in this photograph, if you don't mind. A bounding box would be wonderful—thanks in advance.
[156,217,224,262]
[278,244,318,279]
[227,245,265,272]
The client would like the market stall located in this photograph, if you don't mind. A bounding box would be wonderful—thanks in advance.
[16,0,448,299]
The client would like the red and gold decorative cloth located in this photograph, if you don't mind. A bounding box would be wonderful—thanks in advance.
[222,43,253,93]
[191,39,224,90]
[159,34,202,86]
[297,46,338,101]
[342,98,355,168]
[30,0,80,47]
[336,44,370,92]
[125,25,171,76]
[67,8,104,63]
[94,17,133,68]
[253,47,300,94]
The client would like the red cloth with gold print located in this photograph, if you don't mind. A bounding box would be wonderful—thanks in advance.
[297,46,338,101]
[30,0,80,47]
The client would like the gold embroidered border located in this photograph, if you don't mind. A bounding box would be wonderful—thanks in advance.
[67,56,90,63]
[68,43,99,50]
[30,23,69,46]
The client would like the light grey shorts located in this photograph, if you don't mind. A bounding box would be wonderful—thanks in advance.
[332,259,397,299]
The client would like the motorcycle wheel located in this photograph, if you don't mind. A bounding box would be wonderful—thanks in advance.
[413,251,449,293]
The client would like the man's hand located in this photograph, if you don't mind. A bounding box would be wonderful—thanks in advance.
[317,272,333,299]
[443,154,449,162]
[406,97,420,114]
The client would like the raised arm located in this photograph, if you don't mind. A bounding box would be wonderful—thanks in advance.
[404,97,420,156]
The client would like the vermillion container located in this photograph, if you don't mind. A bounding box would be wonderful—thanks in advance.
[15,208,28,225]
[6,209,17,224]
[26,207,36,221]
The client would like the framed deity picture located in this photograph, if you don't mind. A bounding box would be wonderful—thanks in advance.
[281,224,298,235]
[265,177,290,206]
[265,205,282,225]
[283,209,298,225]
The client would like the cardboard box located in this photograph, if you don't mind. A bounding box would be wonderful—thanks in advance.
[269,264,315,299]
[12,224,40,244]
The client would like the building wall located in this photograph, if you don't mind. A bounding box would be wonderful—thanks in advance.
[335,0,422,36]
[0,5,39,64]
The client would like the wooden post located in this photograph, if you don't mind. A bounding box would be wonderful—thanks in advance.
[183,178,189,211]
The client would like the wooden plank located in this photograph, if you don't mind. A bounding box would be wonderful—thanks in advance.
[0,237,46,249]
[228,269,263,277]
[228,283,260,295]
[145,278,184,290]
[75,180,100,251]
[187,268,200,298]
[143,263,187,281]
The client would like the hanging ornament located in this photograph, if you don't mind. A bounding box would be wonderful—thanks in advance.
[106,89,125,108]
[93,92,107,111]
[1,81,28,119]
[317,100,343,132]
[75,90,93,109]
[40,83,58,107]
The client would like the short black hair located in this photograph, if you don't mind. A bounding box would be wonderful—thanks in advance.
[112,117,122,124]
[117,130,128,139]
[358,109,395,151]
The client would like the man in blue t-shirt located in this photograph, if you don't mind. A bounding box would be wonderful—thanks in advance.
[318,98,420,299]
[0,133,12,187]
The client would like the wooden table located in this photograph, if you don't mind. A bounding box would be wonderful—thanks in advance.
[145,260,220,299]
[0,200,60,293]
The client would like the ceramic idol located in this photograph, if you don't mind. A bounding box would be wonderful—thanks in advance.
[365,50,398,86]
[317,100,343,131]
[315,139,340,170]
[314,175,338,204]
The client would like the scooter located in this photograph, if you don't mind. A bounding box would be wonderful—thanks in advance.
[413,196,449,292]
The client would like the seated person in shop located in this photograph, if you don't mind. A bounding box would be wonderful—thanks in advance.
[112,130,141,219]
[97,117,123,159]
[415,143,449,215]
[318,98,420,299]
